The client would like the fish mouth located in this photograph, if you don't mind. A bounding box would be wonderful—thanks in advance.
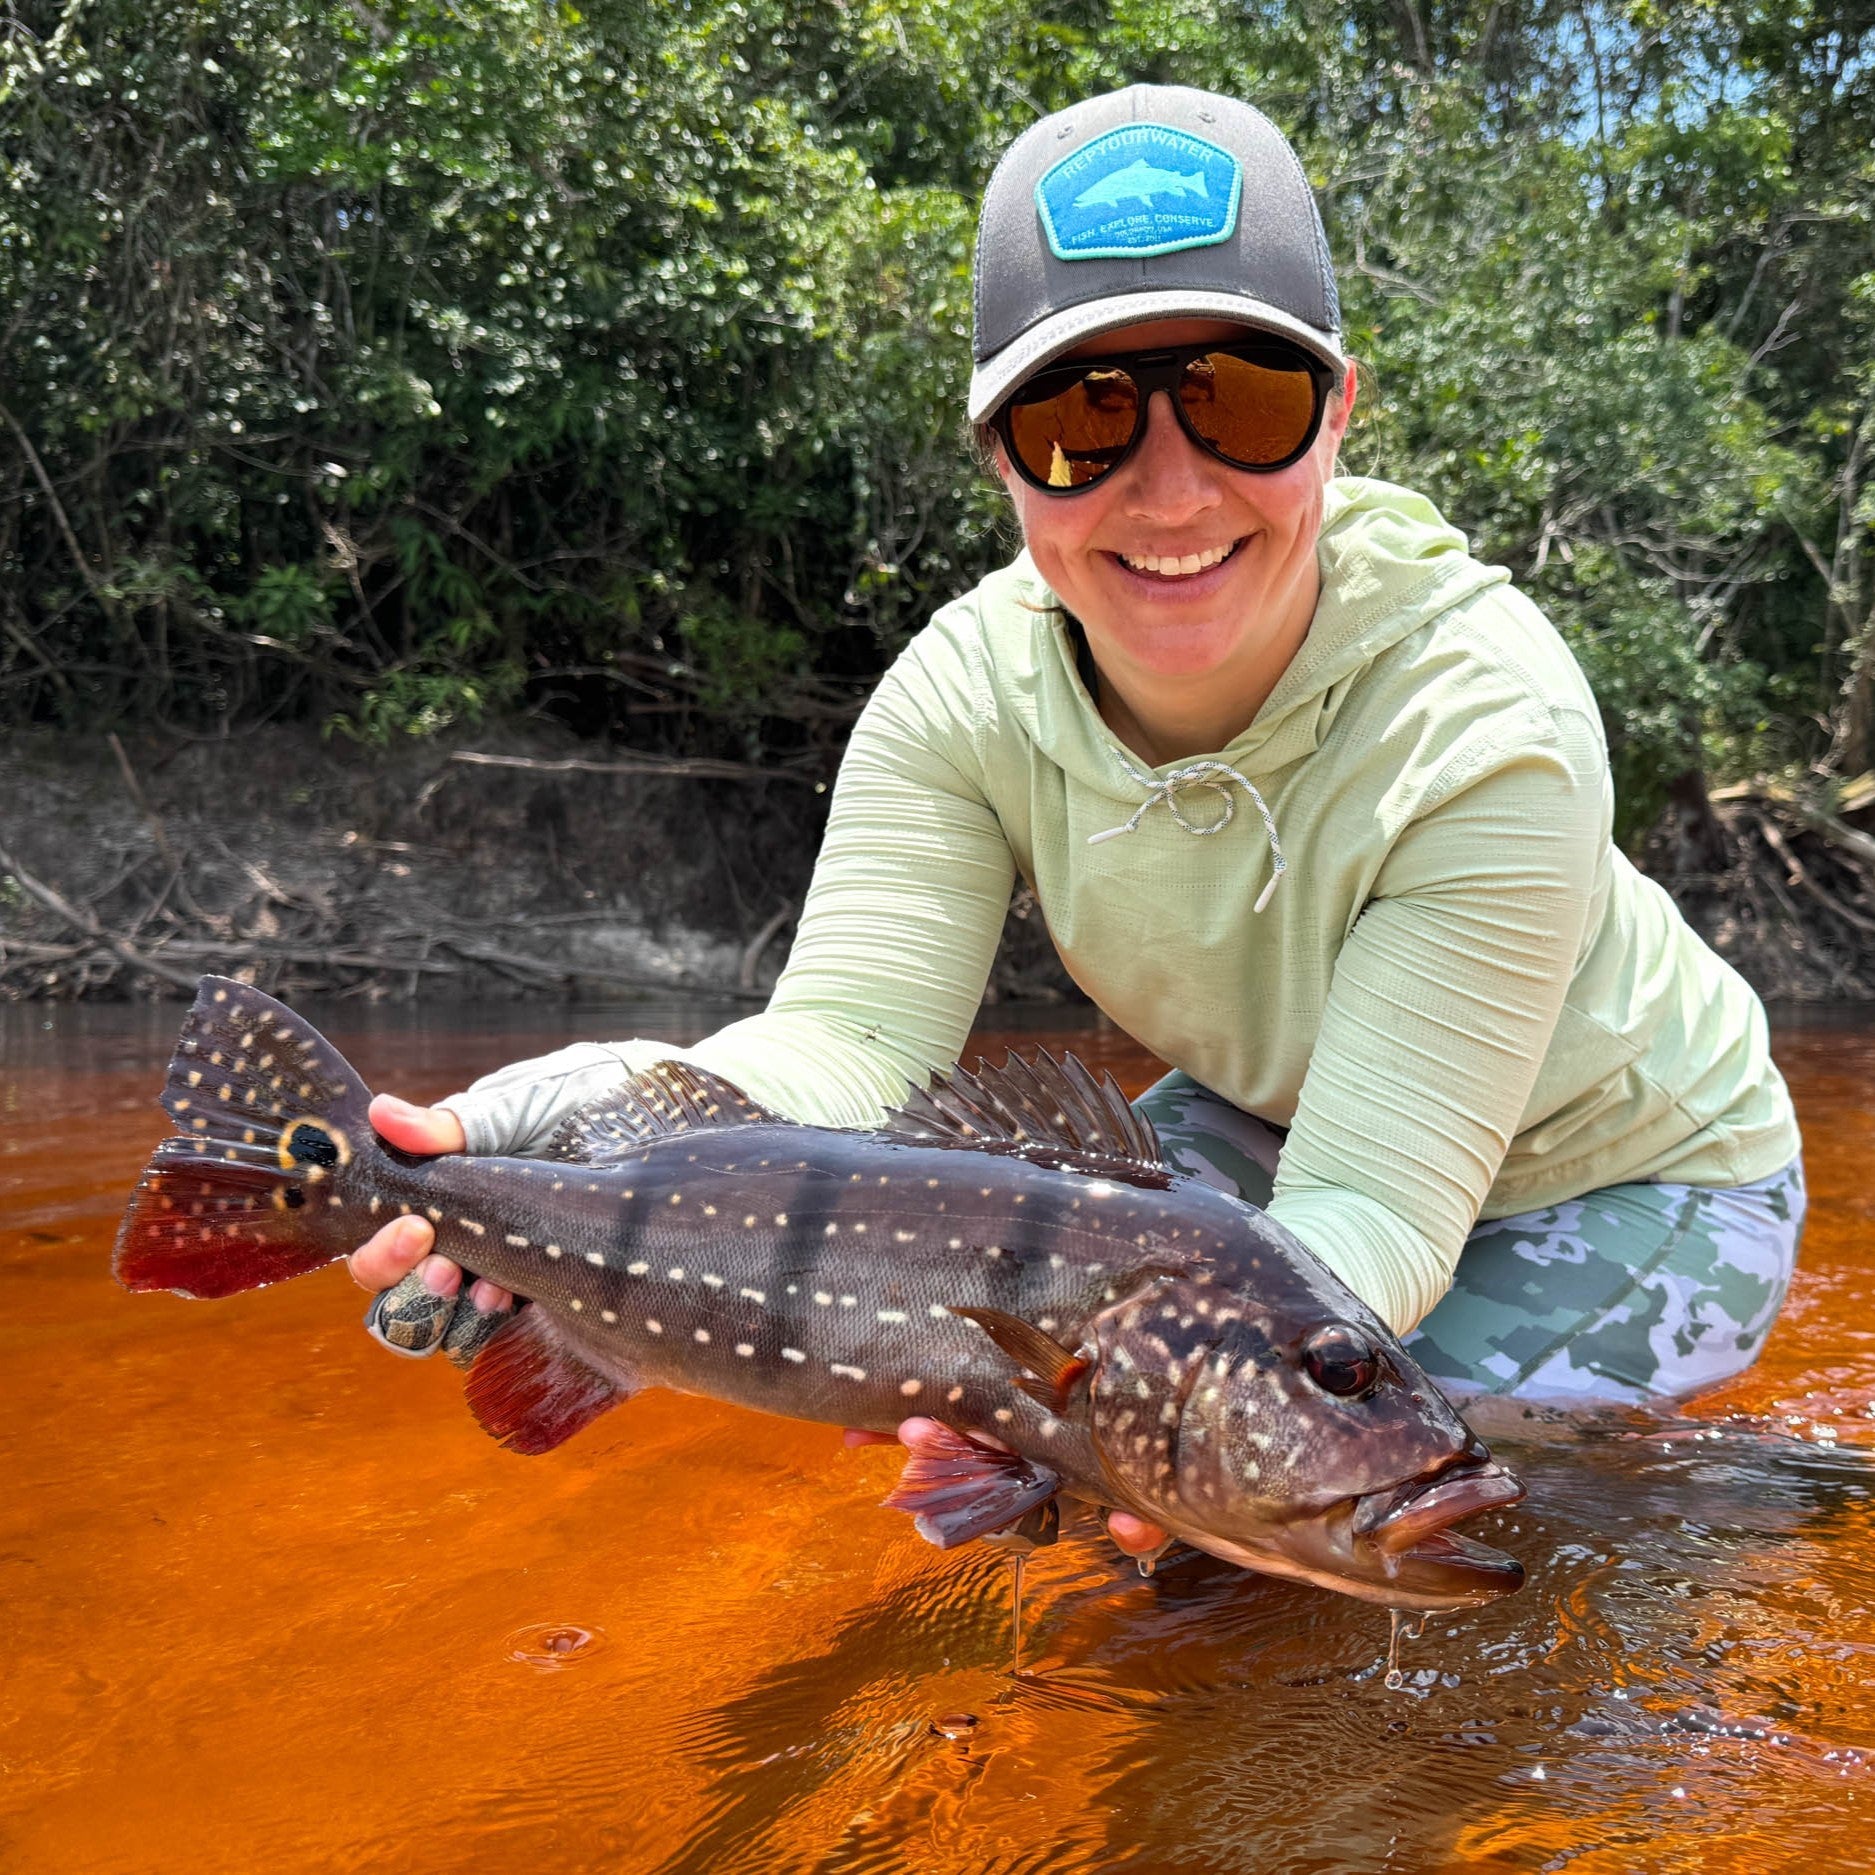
[1349,1456,1527,1607]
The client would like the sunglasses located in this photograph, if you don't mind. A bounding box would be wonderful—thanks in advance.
[991,338,1337,494]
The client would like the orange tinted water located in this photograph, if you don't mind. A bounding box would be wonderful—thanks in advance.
[2,1003,1873,1873]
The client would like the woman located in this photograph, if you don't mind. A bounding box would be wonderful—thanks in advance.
[348,85,1803,1555]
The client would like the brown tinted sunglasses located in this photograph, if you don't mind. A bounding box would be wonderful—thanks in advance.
[992,338,1337,494]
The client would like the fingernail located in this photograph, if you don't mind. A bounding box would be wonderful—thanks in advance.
[419,1255,458,1296]
[468,1279,510,1314]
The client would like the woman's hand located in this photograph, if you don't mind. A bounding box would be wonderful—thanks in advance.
[345,1094,515,1320]
[844,1419,1170,1558]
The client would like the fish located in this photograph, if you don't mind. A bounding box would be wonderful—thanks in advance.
[1072,159,1211,213]
[114,977,1526,1612]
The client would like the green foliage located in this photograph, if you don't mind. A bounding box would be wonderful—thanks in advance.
[0,0,1870,822]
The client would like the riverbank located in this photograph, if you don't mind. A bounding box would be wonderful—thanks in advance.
[2,729,1870,1004]
[0,728,1070,1004]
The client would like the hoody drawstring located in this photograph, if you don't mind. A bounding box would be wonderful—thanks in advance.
[1087,757,1288,913]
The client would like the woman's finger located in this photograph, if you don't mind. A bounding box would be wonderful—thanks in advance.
[346,1213,442,1291]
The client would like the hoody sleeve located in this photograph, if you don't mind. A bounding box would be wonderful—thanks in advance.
[1263,701,1609,1335]
[443,616,1017,1154]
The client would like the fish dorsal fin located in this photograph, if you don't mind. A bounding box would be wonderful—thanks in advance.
[546,1061,786,1163]
[886,1049,1166,1169]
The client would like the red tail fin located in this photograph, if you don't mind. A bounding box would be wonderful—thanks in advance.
[114,1147,352,1297]
[114,977,378,1299]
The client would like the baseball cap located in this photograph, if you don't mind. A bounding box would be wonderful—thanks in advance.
[968,84,1345,424]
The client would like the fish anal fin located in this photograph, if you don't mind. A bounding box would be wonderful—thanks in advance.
[547,1061,787,1164]
[463,1308,634,1454]
[882,1423,1062,1550]
[948,1305,1091,1413]
[885,1049,1166,1170]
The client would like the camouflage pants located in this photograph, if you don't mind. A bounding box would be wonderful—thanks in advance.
[1134,1070,1805,1406]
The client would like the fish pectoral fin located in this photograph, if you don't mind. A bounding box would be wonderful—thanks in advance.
[462,1306,635,1454]
[948,1306,1091,1414]
[882,1423,1062,1550]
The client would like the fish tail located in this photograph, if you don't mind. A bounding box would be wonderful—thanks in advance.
[1187,170,1208,198]
[114,976,380,1299]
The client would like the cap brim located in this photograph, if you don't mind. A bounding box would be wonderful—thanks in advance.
[966,291,1346,424]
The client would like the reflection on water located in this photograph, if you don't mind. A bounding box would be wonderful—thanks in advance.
[2,1002,1873,1872]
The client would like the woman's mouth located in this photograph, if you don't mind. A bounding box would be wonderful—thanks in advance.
[1114,538,1247,582]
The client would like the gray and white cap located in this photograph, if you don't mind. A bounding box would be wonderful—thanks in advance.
[968,84,1345,424]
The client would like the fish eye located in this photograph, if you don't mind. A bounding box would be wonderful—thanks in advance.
[1302,1325,1380,1399]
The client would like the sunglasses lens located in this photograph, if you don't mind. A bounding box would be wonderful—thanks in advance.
[1179,349,1320,467]
[1007,366,1140,489]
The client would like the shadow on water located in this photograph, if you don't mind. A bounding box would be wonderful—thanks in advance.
[642,1414,1875,1875]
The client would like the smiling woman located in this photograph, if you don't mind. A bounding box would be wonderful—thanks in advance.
[347,84,1804,1562]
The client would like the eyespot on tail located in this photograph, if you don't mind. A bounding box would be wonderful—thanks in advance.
[115,977,379,1299]
[114,1146,355,1297]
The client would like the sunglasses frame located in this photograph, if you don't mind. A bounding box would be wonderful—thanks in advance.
[990,337,1338,496]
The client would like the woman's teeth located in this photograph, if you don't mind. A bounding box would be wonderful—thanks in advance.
[1118,540,1241,578]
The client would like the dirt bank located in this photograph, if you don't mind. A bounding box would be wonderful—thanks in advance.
[2,730,1870,1005]
[0,727,1071,1004]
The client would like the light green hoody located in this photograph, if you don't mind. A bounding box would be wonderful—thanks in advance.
[447,478,1799,1335]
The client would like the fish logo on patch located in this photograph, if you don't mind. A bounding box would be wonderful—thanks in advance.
[1037,124,1241,262]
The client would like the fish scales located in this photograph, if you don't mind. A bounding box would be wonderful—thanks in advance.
[115,977,1530,1612]
[364,1125,1218,1456]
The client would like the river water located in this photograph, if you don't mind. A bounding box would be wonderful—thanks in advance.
[2,1000,1873,1873]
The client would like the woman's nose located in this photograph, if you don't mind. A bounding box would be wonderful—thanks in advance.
[1120,391,1225,520]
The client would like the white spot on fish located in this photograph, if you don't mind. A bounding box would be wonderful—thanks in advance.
[627,1260,648,1276]
[668,1267,684,1281]
[928,1303,949,1318]
[853,1222,867,1235]
[570,1299,584,1312]
[1135,1379,1150,1399]
[601,1310,617,1324]
[703,1204,717,1217]
[947,1386,964,1403]
[426,1207,443,1223]
[701,1273,724,1289]
[186,1071,201,1088]
[646,1319,663,1334]
[782,1348,806,1363]
[545,1244,562,1258]
[743,1215,757,1228]
[877,1309,908,1324]
[830,1363,866,1382]
[994,1408,1014,1423]
[814,1292,833,1307]
[736,1343,754,1358]
[1038,1317,1057,1332]
[824,1222,839,1237]
[506,1234,528,1248]
[893,1229,915,1244]
[461,1220,486,1238]
[740,1287,766,1305]
[900,1378,922,1396]
[668,1193,681,1206]
[1087,1181,1114,1198]
[839,1296,856,1308]
[774,1212,789,1227]
[694,1328,710,1344]
[586,1252,604,1267]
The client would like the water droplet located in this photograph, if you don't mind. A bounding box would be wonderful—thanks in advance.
[505,1623,606,1671]
[930,1711,979,1740]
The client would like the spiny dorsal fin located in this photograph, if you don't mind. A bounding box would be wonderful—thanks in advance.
[886,1049,1166,1168]
[546,1060,787,1164]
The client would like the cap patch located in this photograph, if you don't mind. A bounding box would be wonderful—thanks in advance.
[1036,124,1241,263]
